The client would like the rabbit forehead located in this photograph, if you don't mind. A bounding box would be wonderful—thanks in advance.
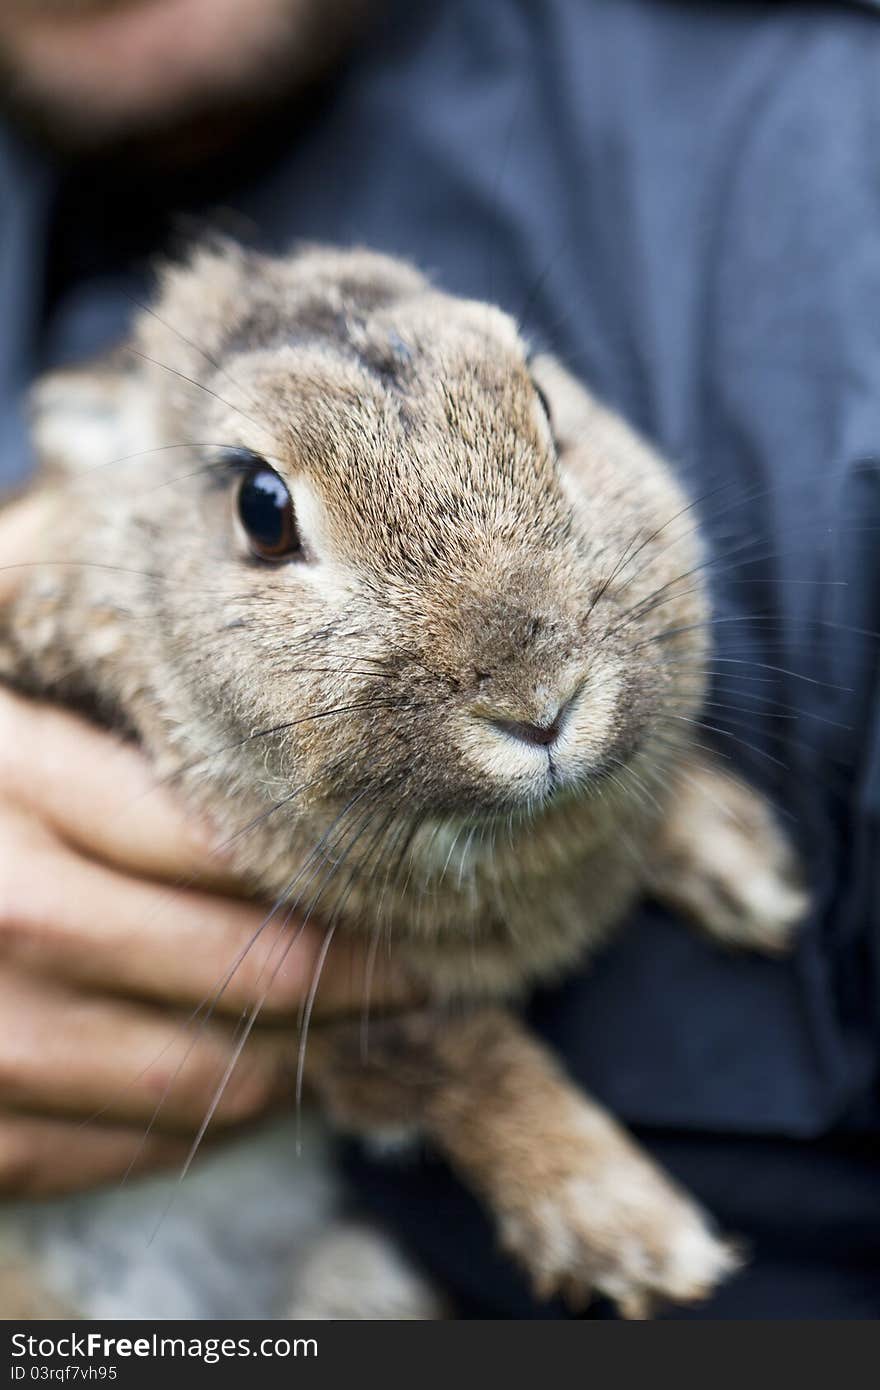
[214,340,566,573]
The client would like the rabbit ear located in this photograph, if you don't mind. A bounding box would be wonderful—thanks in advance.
[528,352,600,450]
[28,352,158,480]
[136,239,254,375]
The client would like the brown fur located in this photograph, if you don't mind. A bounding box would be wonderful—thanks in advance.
[308,1008,740,1317]
[0,243,806,1315]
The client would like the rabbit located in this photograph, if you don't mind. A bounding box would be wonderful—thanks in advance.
[0,243,807,1319]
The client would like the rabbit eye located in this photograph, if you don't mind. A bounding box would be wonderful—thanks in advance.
[533,381,552,428]
[236,462,301,561]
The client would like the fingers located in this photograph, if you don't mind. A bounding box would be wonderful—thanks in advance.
[309,933,416,1020]
[0,687,234,890]
[0,827,318,1016]
[0,969,291,1132]
[0,952,413,1139]
[0,824,415,1018]
[0,496,53,606]
[0,689,422,1018]
[0,1112,191,1198]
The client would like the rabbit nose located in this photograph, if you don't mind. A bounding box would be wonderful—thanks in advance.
[488,705,566,749]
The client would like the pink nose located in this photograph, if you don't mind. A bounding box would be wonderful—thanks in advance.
[489,710,564,749]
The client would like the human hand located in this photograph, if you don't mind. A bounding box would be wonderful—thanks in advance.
[0,682,405,1197]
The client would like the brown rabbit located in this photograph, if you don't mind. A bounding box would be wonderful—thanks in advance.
[0,243,806,1318]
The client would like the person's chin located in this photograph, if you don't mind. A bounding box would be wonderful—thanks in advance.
[0,0,375,156]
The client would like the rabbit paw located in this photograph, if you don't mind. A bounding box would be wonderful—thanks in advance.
[497,1123,740,1318]
[652,759,808,955]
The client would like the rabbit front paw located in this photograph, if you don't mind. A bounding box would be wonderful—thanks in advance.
[496,1124,740,1317]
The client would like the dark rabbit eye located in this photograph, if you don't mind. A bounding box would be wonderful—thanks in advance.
[236,462,301,561]
[533,381,553,428]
